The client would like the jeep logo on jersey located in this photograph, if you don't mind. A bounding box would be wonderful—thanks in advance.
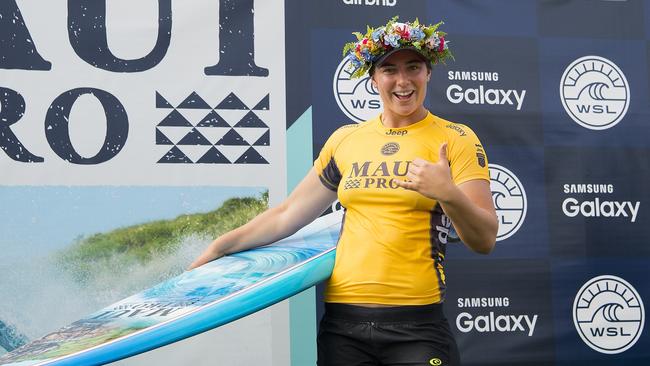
[573,275,645,354]
[560,56,630,130]
[489,164,527,241]
[333,58,382,123]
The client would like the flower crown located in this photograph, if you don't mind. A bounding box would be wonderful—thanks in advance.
[342,16,453,79]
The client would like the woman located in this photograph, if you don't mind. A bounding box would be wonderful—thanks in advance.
[189,17,497,366]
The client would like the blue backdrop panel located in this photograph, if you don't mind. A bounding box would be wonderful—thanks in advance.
[285,1,650,364]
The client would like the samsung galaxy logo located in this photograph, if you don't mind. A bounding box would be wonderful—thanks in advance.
[448,71,499,82]
[445,124,466,136]
[446,85,526,110]
[563,184,614,194]
[457,297,510,308]
[562,183,640,222]
[562,198,640,222]
[456,312,538,337]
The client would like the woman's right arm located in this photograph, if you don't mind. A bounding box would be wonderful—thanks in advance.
[187,168,338,270]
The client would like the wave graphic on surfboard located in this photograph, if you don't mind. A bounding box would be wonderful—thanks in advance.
[0,211,343,366]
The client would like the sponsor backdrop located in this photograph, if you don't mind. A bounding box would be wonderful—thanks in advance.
[1,1,649,365]
[287,0,650,365]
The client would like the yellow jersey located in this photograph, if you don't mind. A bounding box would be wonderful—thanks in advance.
[314,112,489,305]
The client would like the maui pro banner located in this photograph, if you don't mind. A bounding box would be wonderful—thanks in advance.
[0,0,285,189]
[0,1,287,365]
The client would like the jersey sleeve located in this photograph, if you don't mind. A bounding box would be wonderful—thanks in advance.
[313,128,348,191]
[447,124,490,185]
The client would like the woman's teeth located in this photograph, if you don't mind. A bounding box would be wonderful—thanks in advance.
[394,91,414,99]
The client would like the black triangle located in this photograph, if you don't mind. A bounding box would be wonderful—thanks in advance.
[197,147,231,164]
[158,146,193,163]
[235,147,268,164]
[177,92,212,109]
[234,111,268,128]
[252,94,269,110]
[253,130,270,146]
[215,129,248,146]
[156,92,173,108]
[215,92,248,110]
[177,128,212,145]
[197,110,230,127]
[156,128,174,145]
[158,110,193,127]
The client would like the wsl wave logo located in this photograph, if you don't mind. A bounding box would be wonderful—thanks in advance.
[573,275,644,354]
[333,58,382,123]
[560,56,630,130]
[489,164,527,241]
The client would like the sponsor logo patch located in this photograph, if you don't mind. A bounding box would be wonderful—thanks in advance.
[381,142,400,156]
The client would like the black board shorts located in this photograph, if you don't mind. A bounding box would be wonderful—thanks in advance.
[317,303,461,366]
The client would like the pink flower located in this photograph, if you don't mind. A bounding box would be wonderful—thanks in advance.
[438,37,445,52]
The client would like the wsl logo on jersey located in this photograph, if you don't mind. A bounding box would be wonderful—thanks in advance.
[489,164,527,241]
[573,275,645,354]
[560,56,629,130]
[333,58,382,123]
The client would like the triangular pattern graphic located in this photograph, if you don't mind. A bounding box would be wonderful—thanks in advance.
[252,94,269,110]
[235,128,267,145]
[177,92,212,109]
[215,129,249,146]
[177,145,211,162]
[158,110,193,127]
[197,110,230,127]
[177,128,212,145]
[218,146,249,162]
[158,146,192,163]
[197,146,231,164]
[234,111,268,128]
[156,128,174,145]
[215,92,248,110]
[253,130,270,146]
[235,147,268,164]
[156,92,173,108]
[196,127,229,145]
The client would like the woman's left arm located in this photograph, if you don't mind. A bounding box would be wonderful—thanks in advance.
[394,142,497,254]
[436,178,497,254]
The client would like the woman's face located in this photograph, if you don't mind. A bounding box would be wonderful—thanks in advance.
[371,50,431,125]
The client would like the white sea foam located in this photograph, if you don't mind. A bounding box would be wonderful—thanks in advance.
[0,234,210,342]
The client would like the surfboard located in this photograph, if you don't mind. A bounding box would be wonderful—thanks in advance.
[0,211,342,366]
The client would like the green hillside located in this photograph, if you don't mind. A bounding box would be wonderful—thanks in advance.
[56,192,268,282]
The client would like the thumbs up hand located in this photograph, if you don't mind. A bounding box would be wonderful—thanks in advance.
[394,142,455,202]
